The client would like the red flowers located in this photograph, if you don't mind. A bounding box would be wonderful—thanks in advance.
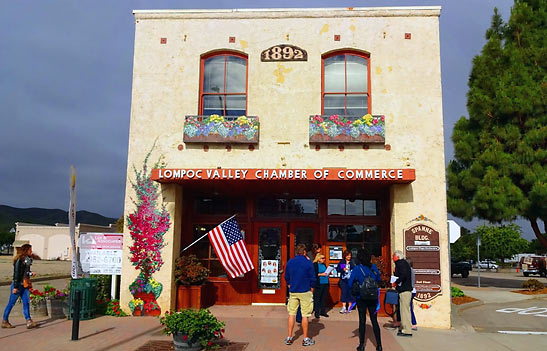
[183,335,188,340]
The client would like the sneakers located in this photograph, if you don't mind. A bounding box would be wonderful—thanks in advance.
[285,337,293,345]
[1,320,15,328]
[339,306,347,313]
[320,313,329,318]
[302,337,315,346]
[397,331,412,337]
[26,319,37,329]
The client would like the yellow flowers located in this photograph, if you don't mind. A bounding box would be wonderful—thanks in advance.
[149,279,160,288]
[209,114,224,123]
[131,298,143,305]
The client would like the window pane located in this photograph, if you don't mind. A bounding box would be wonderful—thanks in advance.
[346,224,364,242]
[346,94,367,117]
[226,56,246,93]
[328,199,345,215]
[210,260,228,278]
[324,55,345,92]
[225,95,246,116]
[203,95,224,115]
[328,225,346,242]
[364,200,378,216]
[346,55,367,92]
[324,95,346,116]
[345,199,363,216]
[364,225,381,242]
[365,243,382,258]
[203,56,225,93]
[290,199,318,215]
[194,197,246,215]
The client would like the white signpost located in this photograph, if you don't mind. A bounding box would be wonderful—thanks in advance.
[79,233,123,298]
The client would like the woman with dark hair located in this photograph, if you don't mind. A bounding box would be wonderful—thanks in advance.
[348,248,382,351]
[2,244,38,329]
[336,250,355,313]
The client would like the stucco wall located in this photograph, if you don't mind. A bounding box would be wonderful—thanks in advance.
[123,7,448,328]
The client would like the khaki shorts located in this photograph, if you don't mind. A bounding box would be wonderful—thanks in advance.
[287,291,313,317]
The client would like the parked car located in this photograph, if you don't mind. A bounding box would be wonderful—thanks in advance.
[519,256,547,277]
[451,261,472,278]
[475,260,499,271]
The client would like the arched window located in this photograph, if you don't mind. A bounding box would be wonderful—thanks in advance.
[322,51,370,117]
[200,52,248,116]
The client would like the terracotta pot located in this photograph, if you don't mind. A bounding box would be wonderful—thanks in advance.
[144,308,161,317]
[176,284,206,310]
[133,292,156,302]
[173,332,202,351]
[133,307,142,316]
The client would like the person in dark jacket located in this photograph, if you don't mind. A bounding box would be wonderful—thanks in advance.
[284,244,316,347]
[348,248,382,351]
[392,250,412,336]
[313,253,329,318]
[336,250,356,313]
[2,244,38,329]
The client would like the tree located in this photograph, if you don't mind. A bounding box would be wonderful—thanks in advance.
[476,224,529,263]
[450,227,477,262]
[447,1,547,247]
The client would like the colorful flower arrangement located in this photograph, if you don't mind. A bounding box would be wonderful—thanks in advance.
[43,284,69,301]
[29,288,46,306]
[106,299,127,317]
[127,144,170,312]
[184,115,259,141]
[143,300,160,313]
[129,273,163,299]
[309,114,385,139]
[128,298,144,313]
[160,308,226,350]
[175,255,210,286]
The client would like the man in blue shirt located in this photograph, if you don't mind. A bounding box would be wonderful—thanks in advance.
[284,244,316,346]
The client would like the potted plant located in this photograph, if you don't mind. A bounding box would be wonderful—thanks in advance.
[43,284,69,319]
[29,288,47,317]
[174,255,211,309]
[105,299,128,317]
[160,308,225,351]
[129,298,144,316]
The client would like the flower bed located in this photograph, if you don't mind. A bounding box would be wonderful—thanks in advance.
[309,114,385,143]
[183,115,259,143]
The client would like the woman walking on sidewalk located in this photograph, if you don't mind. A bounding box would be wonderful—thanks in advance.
[348,248,382,351]
[2,244,38,329]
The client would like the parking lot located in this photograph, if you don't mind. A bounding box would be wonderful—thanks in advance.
[453,270,546,289]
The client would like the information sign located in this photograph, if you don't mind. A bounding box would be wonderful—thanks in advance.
[79,233,123,275]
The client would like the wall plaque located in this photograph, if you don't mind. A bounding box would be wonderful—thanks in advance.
[404,224,442,302]
[261,44,307,62]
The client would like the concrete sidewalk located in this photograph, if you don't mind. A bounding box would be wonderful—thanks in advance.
[1,287,545,351]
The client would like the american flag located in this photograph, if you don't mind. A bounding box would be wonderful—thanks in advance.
[208,216,254,278]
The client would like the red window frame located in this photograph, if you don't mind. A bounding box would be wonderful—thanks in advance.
[321,50,371,116]
[199,51,248,116]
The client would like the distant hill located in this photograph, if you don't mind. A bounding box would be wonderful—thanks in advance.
[0,205,118,232]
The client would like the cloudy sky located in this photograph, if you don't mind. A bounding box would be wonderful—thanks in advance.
[2,1,531,237]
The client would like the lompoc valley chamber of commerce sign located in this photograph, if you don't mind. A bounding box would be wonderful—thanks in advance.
[79,233,123,275]
[404,224,441,302]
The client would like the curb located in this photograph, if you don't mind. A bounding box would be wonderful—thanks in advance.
[0,275,71,286]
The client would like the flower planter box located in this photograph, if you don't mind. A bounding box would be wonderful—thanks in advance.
[173,332,202,351]
[176,284,208,310]
[309,114,385,144]
[46,299,68,319]
[183,115,259,144]
[30,300,48,317]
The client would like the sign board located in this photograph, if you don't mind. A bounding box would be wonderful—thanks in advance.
[261,44,308,62]
[404,224,442,302]
[79,233,123,275]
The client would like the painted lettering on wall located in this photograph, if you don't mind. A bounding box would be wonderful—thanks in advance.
[151,168,414,182]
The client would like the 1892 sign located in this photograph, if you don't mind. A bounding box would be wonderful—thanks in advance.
[404,224,442,302]
[261,44,307,62]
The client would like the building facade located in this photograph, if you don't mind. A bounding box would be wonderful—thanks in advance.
[121,7,450,328]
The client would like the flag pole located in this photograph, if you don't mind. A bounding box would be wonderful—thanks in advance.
[181,214,237,253]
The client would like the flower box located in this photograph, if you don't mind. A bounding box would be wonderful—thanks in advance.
[309,114,385,144]
[183,115,259,144]
[47,299,68,319]
[176,284,209,310]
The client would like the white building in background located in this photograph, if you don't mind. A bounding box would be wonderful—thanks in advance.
[15,222,117,260]
[448,220,461,244]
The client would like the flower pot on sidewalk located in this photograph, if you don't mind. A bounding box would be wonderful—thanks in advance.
[30,300,48,317]
[173,332,202,351]
[47,299,68,319]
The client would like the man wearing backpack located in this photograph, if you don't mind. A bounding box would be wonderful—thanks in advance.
[348,248,382,351]
[392,250,412,337]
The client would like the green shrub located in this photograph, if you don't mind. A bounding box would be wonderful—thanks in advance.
[522,279,544,291]
[451,286,465,297]
[95,275,112,302]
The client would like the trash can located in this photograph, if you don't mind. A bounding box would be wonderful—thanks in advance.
[69,278,97,320]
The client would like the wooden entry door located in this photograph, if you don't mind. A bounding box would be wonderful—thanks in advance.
[289,222,319,260]
[252,222,287,304]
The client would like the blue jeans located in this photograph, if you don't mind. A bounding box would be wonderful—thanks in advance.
[3,283,30,321]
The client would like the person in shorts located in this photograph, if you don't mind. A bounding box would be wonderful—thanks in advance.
[284,243,316,346]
